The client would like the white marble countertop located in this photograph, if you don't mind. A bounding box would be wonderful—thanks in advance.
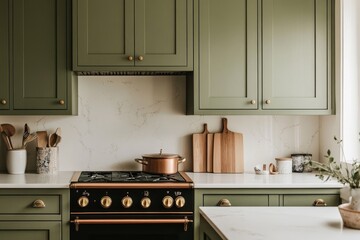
[186,172,343,188]
[200,206,359,240]
[0,171,74,188]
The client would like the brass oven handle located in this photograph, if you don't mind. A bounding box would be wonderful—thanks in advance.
[71,217,193,232]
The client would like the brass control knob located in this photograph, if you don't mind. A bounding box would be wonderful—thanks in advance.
[265,99,271,104]
[100,196,112,208]
[138,56,144,61]
[175,196,186,208]
[162,196,174,209]
[59,99,65,105]
[128,56,133,61]
[141,197,151,209]
[122,196,133,208]
[1,99,6,105]
[78,196,89,208]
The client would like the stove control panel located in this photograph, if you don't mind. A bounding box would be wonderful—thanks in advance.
[71,188,193,213]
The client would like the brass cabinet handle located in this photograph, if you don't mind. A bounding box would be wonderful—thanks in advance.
[138,56,144,61]
[1,99,6,105]
[59,99,65,105]
[250,100,256,105]
[128,56,133,61]
[265,100,271,104]
[313,199,327,206]
[33,199,46,208]
[217,198,232,207]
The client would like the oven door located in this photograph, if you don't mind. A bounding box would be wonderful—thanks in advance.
[70,214,193,240]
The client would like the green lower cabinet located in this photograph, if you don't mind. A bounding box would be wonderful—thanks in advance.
[194,188,340,240]
[0,189,70,240]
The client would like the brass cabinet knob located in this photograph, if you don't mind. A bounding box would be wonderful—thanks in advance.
[33,199,46,208]
[1,99,6,105]
[175,196,186,208]
[122,196,133,208]
[162,196,174,208]
[217,198,232,207]
[313,199,327,206]
[250,100,256,105]
[140,197,151,208]
[78,196,89,208]
[128,56,133,61]
[100,196,112,208]
[59,99,65,105]
[138,56,144,61]
[265,99,271,104]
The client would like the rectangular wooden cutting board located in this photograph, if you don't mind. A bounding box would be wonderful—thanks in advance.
[192,124,209,172]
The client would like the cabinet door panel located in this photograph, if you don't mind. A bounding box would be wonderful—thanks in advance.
[203,194,269,206]
[262,0,330,109]
[0,221,60,240]
[0,0,9,110]
[12,0,67,110]
[283,194,340,206]
[135,0,188,66]
[199,0,258,110]
[76,0,134,66]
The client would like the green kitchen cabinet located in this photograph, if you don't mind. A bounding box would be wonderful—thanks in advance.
[187,0,334,115]
[0,0,77,115]
[0,188,70,240]
[73,0,193,72]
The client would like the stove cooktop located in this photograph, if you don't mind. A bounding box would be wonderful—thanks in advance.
[76,171,187,183]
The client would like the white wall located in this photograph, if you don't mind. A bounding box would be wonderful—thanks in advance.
[0,76,320,173]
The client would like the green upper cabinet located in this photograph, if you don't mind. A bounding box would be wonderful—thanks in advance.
[0,0,10,110]
[73,0,193,72]
[0,0,77,115]
[187,0,333,115]
[262,0,332,111]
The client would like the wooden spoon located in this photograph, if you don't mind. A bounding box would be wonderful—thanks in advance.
[22,123,30,147]
[36,131,48,148]
[23,132,38,148]
[48,132,56,147]
[1,124,15,149]
[53,128,62,147]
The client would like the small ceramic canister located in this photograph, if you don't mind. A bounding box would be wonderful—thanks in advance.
[291,153,313,172]
[275,157,292,174]
[6,149,27,174]
[36,147,58,174]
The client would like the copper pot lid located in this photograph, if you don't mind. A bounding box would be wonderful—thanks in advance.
[142,149,180,159]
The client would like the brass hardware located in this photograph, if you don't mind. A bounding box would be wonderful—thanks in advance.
[59,99,65,105]
[140,197,151,208]
[100,196,112,208]
[265,99,271,104]
[1,99,6,105]
[71,217,193,232]
[313,199,327,206]
[78,196,89,208]
[128,56,133,61]
[175,196,186,208]
[250,100,256,105]
[121,196,133,208]
[138,56,144,61]
[33,199,46,208]
[217,199,231,207]
[162,196,174,208]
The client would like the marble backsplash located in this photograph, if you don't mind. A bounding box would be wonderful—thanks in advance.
[0,76,320,173]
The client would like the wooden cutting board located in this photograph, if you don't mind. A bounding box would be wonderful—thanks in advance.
[206,132,214,172]
[213,118,244,173]
[192,124,209,172]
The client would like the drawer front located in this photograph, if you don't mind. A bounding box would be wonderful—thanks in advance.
[0,195,60,214]
[283,194,340,206]
[0,221,61,240]
[203,194,269,206]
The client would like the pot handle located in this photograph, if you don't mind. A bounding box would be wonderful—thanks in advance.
[135,158,148,165]
[178,157,186,164]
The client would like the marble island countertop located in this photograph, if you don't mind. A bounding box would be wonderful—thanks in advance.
[0,171,74,188]
[186,172,343,188]
[200,206,360,240]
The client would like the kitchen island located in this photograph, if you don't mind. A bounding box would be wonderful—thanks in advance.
[200,206,359,240]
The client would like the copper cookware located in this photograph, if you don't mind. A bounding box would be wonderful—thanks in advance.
[135,149,186,175]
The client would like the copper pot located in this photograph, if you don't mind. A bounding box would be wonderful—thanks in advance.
[135,150,186,175]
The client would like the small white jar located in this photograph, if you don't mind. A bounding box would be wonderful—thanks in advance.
[275,157,292,174]
[6,149,27,174]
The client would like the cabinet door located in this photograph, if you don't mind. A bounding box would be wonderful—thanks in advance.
[75,0,135,66]
[0,221,60,240]
[283,194,340,206]
[198,0,258,110]
[203,194,269,206]
[12,0,69,110]
[0,0,9,110]
[262,0,331,110]
[134,0,188,66]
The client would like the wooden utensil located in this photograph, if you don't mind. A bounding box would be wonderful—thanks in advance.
[48,133,56,147]
[53,128,62,147]
[192,124,209,172]
[22,123,30,147]
[1,132,12,150]
[1,123,15,149]
[213,118,244,173]
[23,132,38,148]
[36,131,48,148]
[206,132,214,172]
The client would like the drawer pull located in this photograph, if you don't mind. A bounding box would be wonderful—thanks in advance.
[313,199,327,207]
[33,199,46,208]
[217,199,232,207]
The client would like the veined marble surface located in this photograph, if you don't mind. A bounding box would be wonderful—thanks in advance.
[200,207,359,240]
[186,172,343,188]
[0,171,74,188]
